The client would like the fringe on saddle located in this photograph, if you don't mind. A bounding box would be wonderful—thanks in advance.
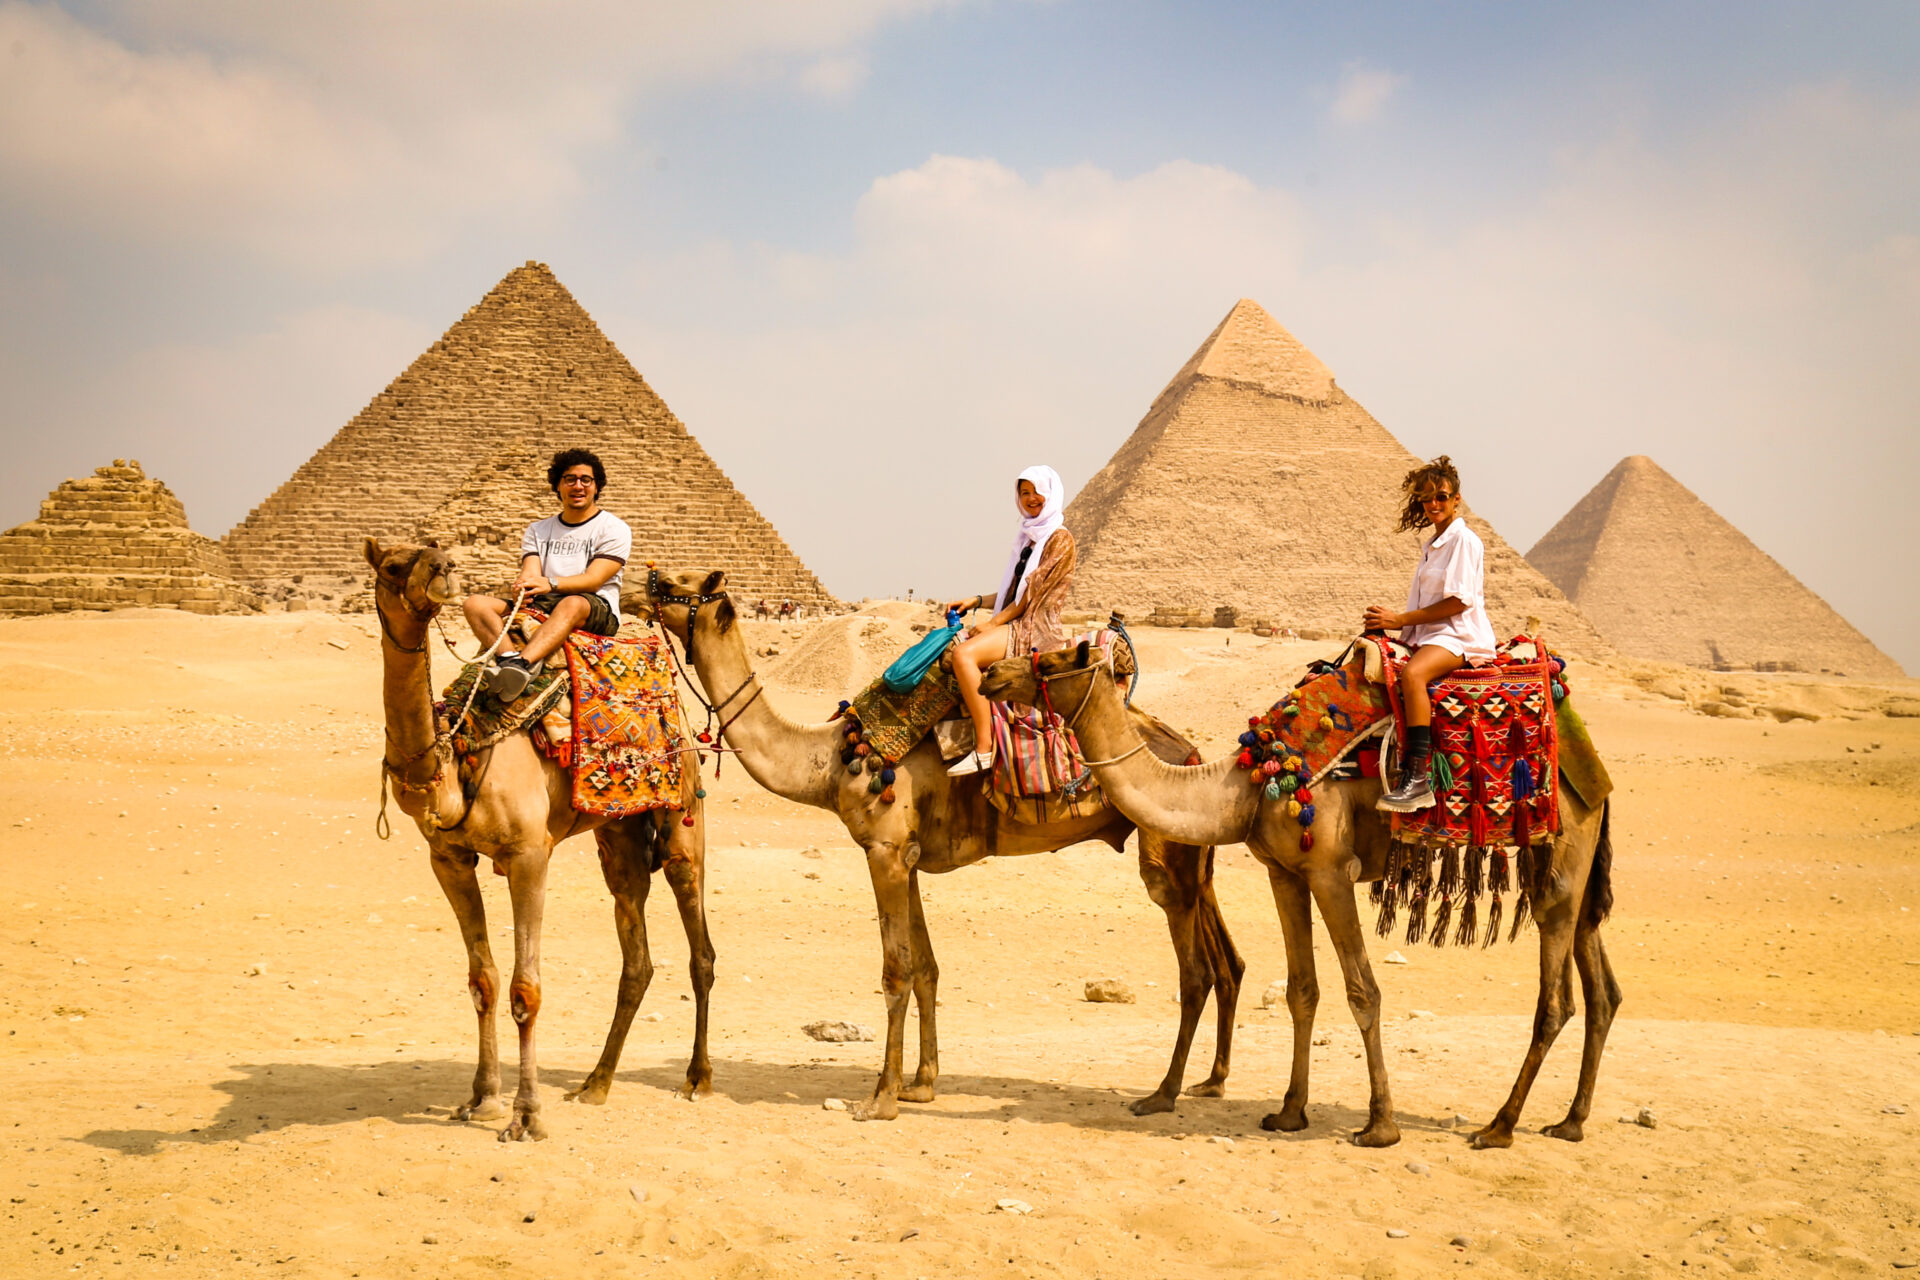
[1369,840,1550,949]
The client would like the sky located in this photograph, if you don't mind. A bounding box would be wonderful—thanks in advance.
[2,1,1916,670]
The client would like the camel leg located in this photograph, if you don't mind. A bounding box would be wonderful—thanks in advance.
[1472,897,1580,1150]
[900,869,940,1103]
[852,839,915,1122]
[1188,852,1245,1099]
[1543,922,1622,1142]
[1260,864,1320,1133]
[566,822,656,1107]
[429,846,507,1122]
[659,809,716,1099]
[1307,868,1400,1147]
[1129,834,1211,1116]
[500,848,552,1142]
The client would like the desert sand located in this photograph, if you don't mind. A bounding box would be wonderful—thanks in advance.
[3,606,1917,1279]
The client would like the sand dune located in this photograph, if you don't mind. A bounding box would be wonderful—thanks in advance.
[3,608,1917,1278]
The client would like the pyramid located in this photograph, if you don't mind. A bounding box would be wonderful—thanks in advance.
[1066,300,1606,652]
[0,460,258,615]
[222,262,837,609]
[1527,456,1902,677]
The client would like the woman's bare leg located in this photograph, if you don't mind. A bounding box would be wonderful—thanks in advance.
[948,625,1010,749]
[1398,644,1465,726]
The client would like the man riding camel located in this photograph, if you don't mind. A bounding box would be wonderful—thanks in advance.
[462,448,632,701]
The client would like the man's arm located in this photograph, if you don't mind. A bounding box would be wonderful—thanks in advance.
[546,556,622,596]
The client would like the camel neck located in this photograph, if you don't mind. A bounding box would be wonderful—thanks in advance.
[684,613,843,811]
[377,602,441,778]
[1070,674,1258,848]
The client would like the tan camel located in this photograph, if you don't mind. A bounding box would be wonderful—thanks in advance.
[981,643,1619,1149]
[366,539,715,1141]
[639,568,1245,1121]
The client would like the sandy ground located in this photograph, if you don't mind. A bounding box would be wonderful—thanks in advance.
[3,607,1918,1279]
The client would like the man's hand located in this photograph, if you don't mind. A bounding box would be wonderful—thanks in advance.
[517,573,553,596]
[1362,604,1401,632]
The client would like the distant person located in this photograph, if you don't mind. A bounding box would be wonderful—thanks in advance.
[463,448,630,701]
[1363,454,1495,813]
[941,464,1076,777]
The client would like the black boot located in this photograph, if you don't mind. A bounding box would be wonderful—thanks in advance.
[1377,726,1438,813]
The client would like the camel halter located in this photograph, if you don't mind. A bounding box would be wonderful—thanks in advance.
[1032,646,1152,770]
[643,567,758,779]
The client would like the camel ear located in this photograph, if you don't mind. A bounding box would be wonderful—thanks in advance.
[363,537,384,570]
[713,596,736,633]
[1076,639,1091,668]
[700,570,726,595]
[424,537,441,550]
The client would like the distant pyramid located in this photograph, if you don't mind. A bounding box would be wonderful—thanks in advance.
[0,459,257,615]
[1067,300,1605,652]
[222,262,836,609]
[1527,456,1901,677]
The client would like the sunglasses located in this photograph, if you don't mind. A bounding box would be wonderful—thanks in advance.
[1418,492,1455,504]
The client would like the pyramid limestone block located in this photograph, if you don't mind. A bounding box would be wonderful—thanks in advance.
[222,262,836,610]
[1066,300,1605,653]
[1527,455,1901,678]
[0,461,258,616]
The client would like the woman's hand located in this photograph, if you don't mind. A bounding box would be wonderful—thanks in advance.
[946,597,977,615]
[1362,604,1401,632]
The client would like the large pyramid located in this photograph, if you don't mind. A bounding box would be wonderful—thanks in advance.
[0,460,257,615]
[1067,300,1606,652]
[1527,455,1901,677]
[222,262,836,609]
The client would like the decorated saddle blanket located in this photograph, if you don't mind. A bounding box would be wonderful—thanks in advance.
[437,620,686,818]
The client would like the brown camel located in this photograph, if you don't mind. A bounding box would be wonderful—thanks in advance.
[981,643,1619,1149]
[639,568,1245,1121]
[366,539,715,1141]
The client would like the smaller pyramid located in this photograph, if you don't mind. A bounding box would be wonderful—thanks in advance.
[0,460,258,615]
[1527,456,1901,677]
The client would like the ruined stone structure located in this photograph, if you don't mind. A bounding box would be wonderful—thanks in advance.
[1066,300,1607,653]
[223,262,836,609]
[1527,455,1901,677]
[0,461,257,615]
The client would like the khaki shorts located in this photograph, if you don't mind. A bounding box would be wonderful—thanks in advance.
[527,591,619,636]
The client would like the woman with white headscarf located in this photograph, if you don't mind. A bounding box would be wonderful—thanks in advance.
[942,464,1078,777]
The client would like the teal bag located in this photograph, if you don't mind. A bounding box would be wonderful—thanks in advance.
[882,611,963,693]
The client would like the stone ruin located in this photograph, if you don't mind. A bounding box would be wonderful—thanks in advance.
[0,460,258,616]
[1066,300,1608,655]
[222,261,838,612]
[1528,455,1902,678]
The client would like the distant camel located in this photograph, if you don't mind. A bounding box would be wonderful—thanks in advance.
[641,568,1245,1121]
[366,538,714,1141]
[982,643,1618,1149]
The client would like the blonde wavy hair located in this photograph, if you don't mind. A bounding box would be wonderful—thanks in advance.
[1396,455,1462,533]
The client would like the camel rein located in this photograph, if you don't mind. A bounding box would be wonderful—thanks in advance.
[643,568,758,779]
[1033,648,1152,770]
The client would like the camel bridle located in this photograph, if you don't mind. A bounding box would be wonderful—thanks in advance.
[643,568,761,776]
[1029,645,1154,770]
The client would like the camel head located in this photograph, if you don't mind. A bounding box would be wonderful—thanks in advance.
[979,638,1102,708]
[363,537,460,613]
[634,566,735,648]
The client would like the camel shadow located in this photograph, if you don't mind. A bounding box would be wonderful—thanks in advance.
[80,1055,1471,1155]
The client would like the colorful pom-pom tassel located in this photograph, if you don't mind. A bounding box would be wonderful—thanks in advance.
[681,813,696,827]
[1512,757,1535,799]
[696,731,712,744]
[1299,830,1313,852]
[855,742,870,756]
[880,767,896,785]
[837,700,851,712]
[1294,787,1312,805]
[1264,781,1281,801]
[1236,749,1254,769]
[1551,681,1566,702]
[1287,798,1302,817]
[1239,731,1257,748]
[1318,715,1334,732]
[694,788,707,800]
[847,760,862,776]
[1278,773,1299,794]
[880,786,896,804]
[1299,803,1316,826]
[867,773,885,794]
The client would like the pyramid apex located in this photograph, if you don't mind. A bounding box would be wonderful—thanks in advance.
[1166,298,1335,403]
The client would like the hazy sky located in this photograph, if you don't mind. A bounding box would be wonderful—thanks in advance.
[3,1,1915,670]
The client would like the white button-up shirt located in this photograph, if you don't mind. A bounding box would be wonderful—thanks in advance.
[1402,519,1497,661]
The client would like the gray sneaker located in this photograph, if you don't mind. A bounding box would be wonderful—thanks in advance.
[487,653,543,703]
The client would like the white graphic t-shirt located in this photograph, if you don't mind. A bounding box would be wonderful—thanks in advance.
[520,510,633,623]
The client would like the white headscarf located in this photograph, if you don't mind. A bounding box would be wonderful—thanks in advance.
[994,465,1066,611]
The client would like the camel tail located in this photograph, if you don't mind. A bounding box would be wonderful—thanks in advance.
[1580,799,1615,931]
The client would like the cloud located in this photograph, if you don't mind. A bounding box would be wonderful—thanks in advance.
[1329,61,1403,124]
[0,0,969,267]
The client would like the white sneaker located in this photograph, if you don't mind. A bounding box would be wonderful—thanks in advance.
[946,749,995,777]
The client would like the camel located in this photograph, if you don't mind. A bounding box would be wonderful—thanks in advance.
[981,643,1618,1149]
[366,539,715,1141]
[639,568,1245,1121]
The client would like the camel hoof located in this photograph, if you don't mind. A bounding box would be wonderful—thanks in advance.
[675,1077,712,1101]
[457,1097,507,1122]
[850,1095,899,1122]
[1350,1119,1401,1148]
[1184,1079,1227,1099]
[1543,1119,1585,1142]
[1128,1093,1177,1117]
[1469,1125,1514,1150]
[1261,1108,1309,1133]
[899,1083,937,1104]
[500,1115,549,1142]
[564,1078,611,1106]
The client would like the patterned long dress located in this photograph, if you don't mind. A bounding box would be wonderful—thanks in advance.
[1007,527,1077,659]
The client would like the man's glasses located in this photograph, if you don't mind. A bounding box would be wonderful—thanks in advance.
[560,476,597,487]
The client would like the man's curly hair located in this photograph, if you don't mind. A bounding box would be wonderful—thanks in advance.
[1396,455,1461,532]
[548,448,607,495]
